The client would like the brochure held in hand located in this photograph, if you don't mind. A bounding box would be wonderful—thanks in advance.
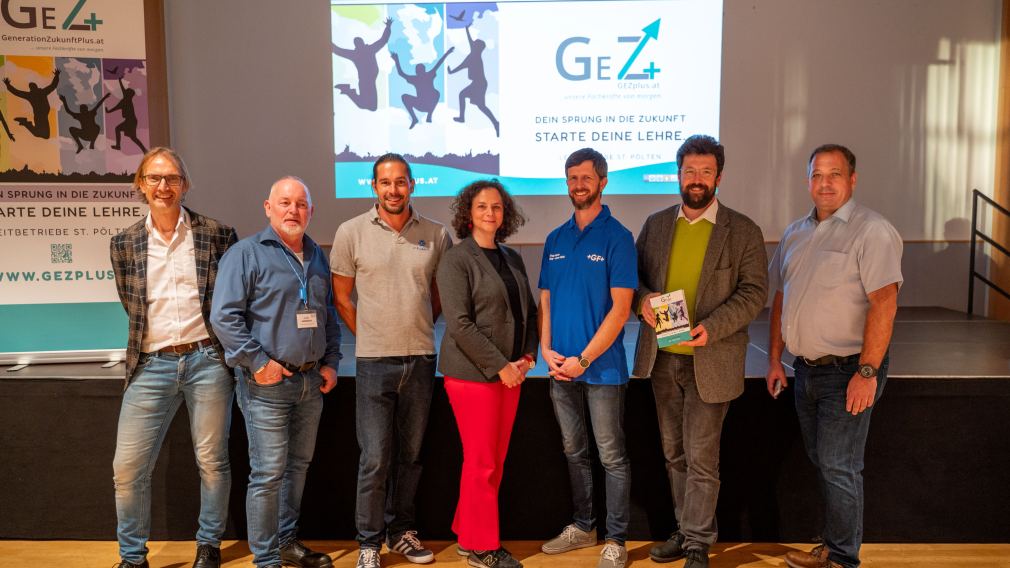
[650,290,692,348]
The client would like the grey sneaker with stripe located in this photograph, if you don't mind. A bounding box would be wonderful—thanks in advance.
[386,530,434,564]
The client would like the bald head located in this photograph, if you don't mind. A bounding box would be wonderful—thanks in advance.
[269,176,312,206]
[264,176,314,248]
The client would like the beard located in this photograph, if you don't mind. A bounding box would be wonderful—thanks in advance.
[680,183,716,210]
[379,195,408,215]
[277,221,306,239]
[568,185,602,210]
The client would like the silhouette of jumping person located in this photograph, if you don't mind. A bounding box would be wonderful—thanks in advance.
[448,24,499,137]
[60,93,111,153]
[106,77,147,154]
[3,69,60,139]
[334,17,393,112]
[391,47,454,129]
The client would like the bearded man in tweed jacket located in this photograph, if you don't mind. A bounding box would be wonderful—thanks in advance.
[109,147,237,568]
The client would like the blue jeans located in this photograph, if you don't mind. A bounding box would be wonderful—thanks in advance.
[793,355,889,568]
[549,379,630,544]
[113,346,233,564]
[237,366,324,568]
[354,355,435,549]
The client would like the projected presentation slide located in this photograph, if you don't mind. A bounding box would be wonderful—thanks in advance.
[331,0,722,197]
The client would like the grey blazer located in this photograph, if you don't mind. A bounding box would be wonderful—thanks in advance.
[436,237,539,382]
[632,203,768,403]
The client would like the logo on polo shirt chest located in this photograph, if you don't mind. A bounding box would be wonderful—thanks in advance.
[416,239,428,251]
[587,254,605,262]
[549,253,566,261]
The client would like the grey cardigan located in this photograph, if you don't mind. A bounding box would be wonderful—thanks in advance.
[632,203,768,403]
[436,237,539,382]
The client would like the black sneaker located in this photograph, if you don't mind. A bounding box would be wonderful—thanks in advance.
[467,547,522,568]
[279,539,333,567]
[386,530,434,564]
[684,547,710,568]
[649,532,686,563]
[193,544,221,568]
[113,561,149,568]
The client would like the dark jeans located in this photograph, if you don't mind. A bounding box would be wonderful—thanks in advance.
[650,352,729,550]
[549,379,630,544]
[354,354,435,548]
[793,355,889,568]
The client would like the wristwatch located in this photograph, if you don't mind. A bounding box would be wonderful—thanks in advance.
[522,354,535,370]
[578,355,591,369]
[857,363,878,379]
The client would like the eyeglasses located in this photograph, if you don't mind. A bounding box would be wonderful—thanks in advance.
[680,168,717,180]
[141,174,185,187]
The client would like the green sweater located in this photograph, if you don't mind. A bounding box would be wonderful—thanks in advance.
[662,217,714,355]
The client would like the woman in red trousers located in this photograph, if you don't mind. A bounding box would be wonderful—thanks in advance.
[435,179,538,568]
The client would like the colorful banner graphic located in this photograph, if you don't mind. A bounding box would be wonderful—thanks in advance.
[0,0,148,363]
[331,0,722,197]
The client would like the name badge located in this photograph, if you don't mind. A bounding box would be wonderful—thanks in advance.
[296,308,318,329]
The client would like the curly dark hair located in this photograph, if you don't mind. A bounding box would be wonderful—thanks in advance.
[450,179,526,242]
[677,134,725,176]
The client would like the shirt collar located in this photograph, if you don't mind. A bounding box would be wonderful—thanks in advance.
[677,198,720,225]
[564,204,613,232]
[807,198,856,224]
[256,224,316,258]
[145,207,190,235]
[370,203,418,230]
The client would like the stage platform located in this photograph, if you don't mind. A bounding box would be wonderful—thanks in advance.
[2,307,1008,544]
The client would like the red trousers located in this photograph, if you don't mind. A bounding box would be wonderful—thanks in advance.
[444,376,521,551]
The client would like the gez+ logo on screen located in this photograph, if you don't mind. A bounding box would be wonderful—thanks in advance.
[1,0,103,31]
[555,18,661,81]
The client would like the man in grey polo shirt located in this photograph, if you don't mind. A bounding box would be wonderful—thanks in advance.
[331,153,451,568]
[766,144,902,568]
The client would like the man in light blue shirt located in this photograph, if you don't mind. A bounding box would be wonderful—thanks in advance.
[212,177,341,568]
[767,144,902,568]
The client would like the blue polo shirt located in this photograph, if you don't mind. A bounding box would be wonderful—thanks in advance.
[538,205,637,385]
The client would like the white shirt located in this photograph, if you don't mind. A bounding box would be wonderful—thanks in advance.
[141,209,210,352]
[677,198,720,225]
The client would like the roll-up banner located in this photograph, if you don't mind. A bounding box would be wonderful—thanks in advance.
[0,0,149,365]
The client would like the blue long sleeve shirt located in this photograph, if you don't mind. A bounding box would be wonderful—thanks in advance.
[211,225,342,372]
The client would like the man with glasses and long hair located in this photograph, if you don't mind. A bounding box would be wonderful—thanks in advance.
[109,147,238,568]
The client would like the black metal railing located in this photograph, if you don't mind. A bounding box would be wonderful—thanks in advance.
[968,189,1010,316]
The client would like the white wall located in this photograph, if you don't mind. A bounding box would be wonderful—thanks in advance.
[164,0,1003,309]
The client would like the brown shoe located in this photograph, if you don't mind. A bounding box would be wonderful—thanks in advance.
[784,545,841,568]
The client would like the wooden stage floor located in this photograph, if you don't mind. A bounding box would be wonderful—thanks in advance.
[2,540,1008,567]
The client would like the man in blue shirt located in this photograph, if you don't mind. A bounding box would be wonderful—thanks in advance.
[212,177,341,568]
[538,148,638,568]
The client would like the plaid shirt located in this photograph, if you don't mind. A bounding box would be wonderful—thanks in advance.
[110,207,238,386]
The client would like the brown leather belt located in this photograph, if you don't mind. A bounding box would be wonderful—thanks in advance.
[278,360,318,373]
[151,338,213,356]
[800,353,860,367]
